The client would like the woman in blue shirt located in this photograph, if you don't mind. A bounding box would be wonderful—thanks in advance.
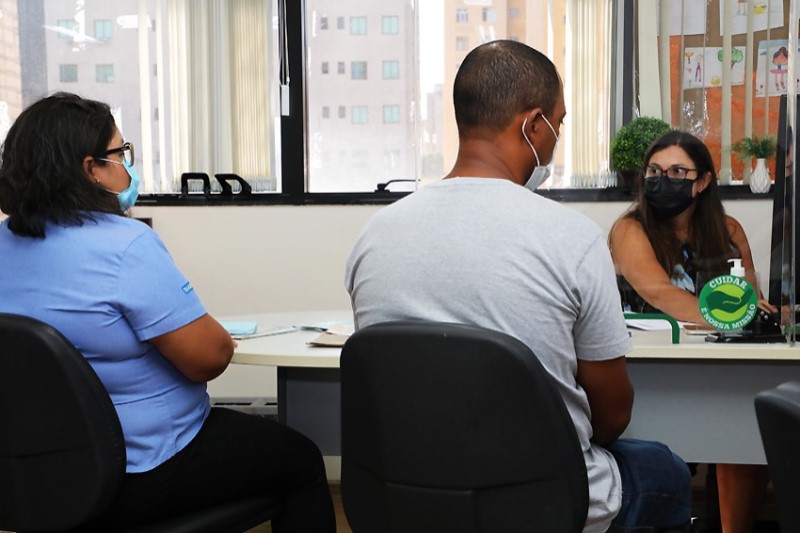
[0,93,335,531]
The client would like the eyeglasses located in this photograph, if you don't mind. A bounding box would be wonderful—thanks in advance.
[644,163,697,180]
[97,141,135,166]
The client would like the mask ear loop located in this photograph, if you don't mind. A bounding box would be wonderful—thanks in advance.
[521,114,542,167]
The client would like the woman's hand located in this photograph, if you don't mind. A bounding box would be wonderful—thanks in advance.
[758,298,778,314]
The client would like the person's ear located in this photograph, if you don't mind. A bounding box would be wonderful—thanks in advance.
[83,155,101,184]
[696,171,712,193]
[522,108,544,133]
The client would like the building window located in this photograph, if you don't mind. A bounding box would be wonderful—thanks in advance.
[383,105,400,124]
[322,106,330,118]
[338,106,346,119]
[57,19,78,39]
[337,16,345,30]
[352,149,369,168]
[382,60,399,79]
[96,64,114,83]
[352,105,369,124]
[337,61,345,74]
[320,16,328,30]
[350,16,367,35]
[456,9,468,23]
[455,36,469,51]
[351,61,368,80]
[382,16,399,35]
[321,61,329,74]
[59,64,78,83]
[482,8,496,22]
[509,7,520,19]
[94,19,113,41]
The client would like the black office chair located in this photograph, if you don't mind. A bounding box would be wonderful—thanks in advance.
[755,380,800,533]
[0,313,281,533]
[340,321,589,533]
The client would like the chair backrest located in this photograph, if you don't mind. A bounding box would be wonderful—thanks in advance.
[755,380,800,533]
[0,313,126,532]
[340,321,589,533]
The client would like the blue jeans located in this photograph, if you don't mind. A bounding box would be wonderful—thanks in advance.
[605,438,693,533]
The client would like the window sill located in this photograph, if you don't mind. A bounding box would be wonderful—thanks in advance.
[136,185,774,207]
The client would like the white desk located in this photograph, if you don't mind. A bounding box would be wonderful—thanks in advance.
[230,312,800,464]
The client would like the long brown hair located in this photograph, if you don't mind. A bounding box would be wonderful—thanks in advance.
[623,130,738,279]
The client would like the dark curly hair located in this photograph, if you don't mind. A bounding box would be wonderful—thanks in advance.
[0,92,123,238]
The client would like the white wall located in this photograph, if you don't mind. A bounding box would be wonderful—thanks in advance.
[132,199,774,398]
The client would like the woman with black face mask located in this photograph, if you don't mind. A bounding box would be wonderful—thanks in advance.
[609,129,775,533]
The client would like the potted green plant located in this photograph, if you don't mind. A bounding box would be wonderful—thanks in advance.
[610,116,672,193]
[731,135,776,193]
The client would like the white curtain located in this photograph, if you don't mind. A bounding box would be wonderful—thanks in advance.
[564,0,613,187]
[148,0,274,192]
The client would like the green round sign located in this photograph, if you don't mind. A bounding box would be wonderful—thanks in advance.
[698,275,758,331]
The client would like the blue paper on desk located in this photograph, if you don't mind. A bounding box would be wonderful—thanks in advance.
[220,321,259,336]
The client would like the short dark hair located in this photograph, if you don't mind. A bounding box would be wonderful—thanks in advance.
[630,130,736,277]
[0,92,123,238]
[453,40,560,137]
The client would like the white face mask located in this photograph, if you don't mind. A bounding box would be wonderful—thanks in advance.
[521,114,559,191]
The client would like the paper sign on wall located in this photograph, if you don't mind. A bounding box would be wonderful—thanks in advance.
[683,46,745,89]
[756,39,799,97]
[720,0,784,36]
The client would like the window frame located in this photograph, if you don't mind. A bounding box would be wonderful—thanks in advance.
[135,0,768,207]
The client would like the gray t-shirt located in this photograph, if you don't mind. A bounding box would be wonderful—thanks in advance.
[345,177,632,533]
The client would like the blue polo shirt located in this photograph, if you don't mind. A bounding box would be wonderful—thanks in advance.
[0,214,209,472]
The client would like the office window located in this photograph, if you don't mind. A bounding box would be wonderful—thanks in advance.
[57,19,78,39]
[351,61,368,80]
[456,9,468,23]
[456,36,469,51]
[338,106,346,119]
[382,16,399,35]
[59,64,78,83]
[337,16,345,30]
[350,16,367,35]
[337,61,345,74]
[94,19,113,41]
[352,106,368,124]
[320,16,328,30]
[96,64,114,83]
[482,8,496,22]
[382,60,399,79]
[352,149,369,168]
[322,106,330,119]
[321,61,329,74]
[4,1,280,194]
[383,105,400,124]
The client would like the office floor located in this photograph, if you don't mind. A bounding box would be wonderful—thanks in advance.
[245,483,352,533]
[242,471,781,533]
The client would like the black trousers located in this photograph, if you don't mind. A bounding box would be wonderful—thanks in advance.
[88,407,336,532]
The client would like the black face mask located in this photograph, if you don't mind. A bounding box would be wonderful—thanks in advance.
[643,176,695,219]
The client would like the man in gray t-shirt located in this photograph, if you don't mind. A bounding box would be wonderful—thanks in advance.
[345,40,691,533]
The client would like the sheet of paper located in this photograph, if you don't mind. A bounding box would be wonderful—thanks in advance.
[232,325,298,340]
[625,319,679,331]
[307,332,350,347]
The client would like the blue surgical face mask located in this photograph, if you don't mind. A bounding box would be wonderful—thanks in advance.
[117,160,141,211]
[521,114,559,191]
[100,159,140,211]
